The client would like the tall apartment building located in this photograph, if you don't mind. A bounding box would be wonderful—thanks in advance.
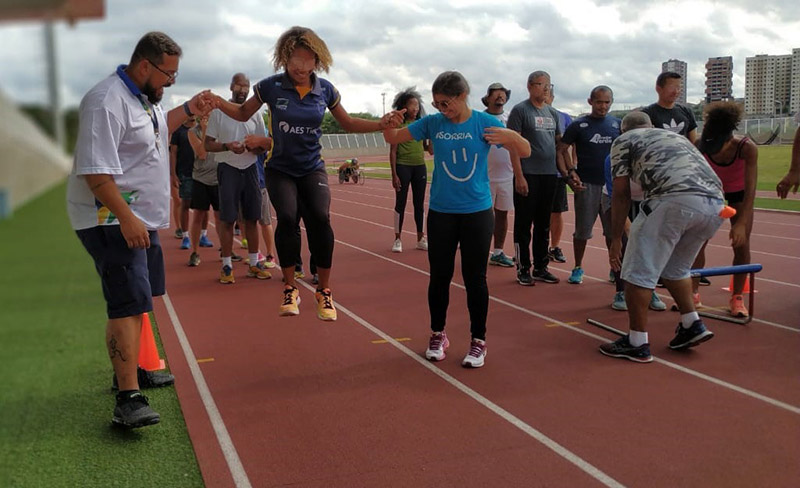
[705,56,733,103]
[745,49,799,116]
[662,59,688,104]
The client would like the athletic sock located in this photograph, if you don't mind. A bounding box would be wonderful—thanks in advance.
[629,330,648,347]
[681,311,700,329]
[181,231,188,238]
[249,253,259,266]
[492,249,503,256]
[222,256,232,268]
[201,229,208,237]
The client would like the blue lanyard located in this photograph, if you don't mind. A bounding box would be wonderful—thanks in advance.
[116,65,159,139]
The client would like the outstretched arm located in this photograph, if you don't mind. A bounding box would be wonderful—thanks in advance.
[331,104,405,133]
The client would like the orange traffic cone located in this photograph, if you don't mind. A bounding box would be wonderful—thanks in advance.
[139,313,166,371]
[723,275,753,294]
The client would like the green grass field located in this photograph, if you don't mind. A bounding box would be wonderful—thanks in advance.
[344,144,798,211]
[0,184,203,488]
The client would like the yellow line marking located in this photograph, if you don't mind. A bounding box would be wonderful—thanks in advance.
[197,358,215,363]
[372,337,411,344]
[545,321,579,328]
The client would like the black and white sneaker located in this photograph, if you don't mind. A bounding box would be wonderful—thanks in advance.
[669,320,714,350]
[517,269,535,286]
[548,247,567,263]
[532,268,560,284]
[112,391,160,429]
[599,336,653,363]
[112,366,175,391]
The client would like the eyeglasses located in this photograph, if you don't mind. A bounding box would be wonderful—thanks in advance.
[530,82,554,91]
[431,96,456,111]
[147,59,178,82]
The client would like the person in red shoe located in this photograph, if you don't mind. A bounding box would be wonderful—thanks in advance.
[693,102,758,317]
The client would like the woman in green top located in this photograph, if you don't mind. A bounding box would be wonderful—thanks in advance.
[390,87,431,253]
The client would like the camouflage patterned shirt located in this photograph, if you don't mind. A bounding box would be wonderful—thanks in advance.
[610,128,723,200]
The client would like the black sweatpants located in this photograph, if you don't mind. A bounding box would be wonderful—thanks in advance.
[513,174,558,271]
[266,167,334,269]
[394,164,427,234]
[427,208,494,341]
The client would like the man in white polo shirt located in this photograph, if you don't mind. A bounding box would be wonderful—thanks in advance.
[205,73,272,284]
[67,32,215,428]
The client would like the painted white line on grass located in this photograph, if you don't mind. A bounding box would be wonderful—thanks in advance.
[162,293,253,488]
[330,235,800,416]
[294,279,626,488]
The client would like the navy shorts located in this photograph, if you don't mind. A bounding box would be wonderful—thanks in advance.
[178,175,193,200]
[190,180,220,211]
[76,226,165,320]
[552,177,568,213]
[217,162,262,223]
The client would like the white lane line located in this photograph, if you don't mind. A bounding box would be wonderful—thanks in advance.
[294,279,626,488]
[162,293,253,488]
[329,210,800,332]
[328,222,800,416]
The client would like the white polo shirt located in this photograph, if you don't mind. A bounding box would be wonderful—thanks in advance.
[486,110,513,183]
[205,106,266,170]
[66,70,170,231]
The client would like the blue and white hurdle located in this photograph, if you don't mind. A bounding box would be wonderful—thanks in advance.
[689,263,762,325]
[587,263,763,334]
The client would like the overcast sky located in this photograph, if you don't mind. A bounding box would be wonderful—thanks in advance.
[1,0,799,116]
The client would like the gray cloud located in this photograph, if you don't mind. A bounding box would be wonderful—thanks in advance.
[0,0,799,117]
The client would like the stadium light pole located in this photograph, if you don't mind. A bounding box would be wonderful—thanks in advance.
[382,92,386,115]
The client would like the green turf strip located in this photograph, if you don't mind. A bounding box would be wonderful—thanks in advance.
[0,183,203,488]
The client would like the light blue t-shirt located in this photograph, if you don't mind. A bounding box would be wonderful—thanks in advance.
[408,110,502,213]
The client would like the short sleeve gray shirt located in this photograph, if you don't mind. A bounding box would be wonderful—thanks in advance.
[507,100,561,175]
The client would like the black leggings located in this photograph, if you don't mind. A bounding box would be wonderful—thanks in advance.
[513,174,558,271]
[394,164,427,234]
[427,208,494,341]
[266,167,334,269]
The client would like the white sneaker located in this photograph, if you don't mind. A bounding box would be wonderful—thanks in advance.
[461,339,486,368]
[416,236,428,251]
[425,332,449,361]
[392,238,403,253]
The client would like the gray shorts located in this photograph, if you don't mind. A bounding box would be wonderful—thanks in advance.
[622,194,723,289]
[259,187,273,226]
[573,183,609,241]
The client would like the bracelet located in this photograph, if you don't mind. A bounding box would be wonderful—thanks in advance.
[222,143,228,151]
[567,168,577,175]
[183,101,194,117]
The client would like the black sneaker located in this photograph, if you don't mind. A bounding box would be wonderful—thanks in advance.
[112,391,160,429]
[112,366,175,391]
[669,320,714,350]
[599,335,653,363]
[699,276,711,286]
[548,247,567,263]
[532,268,560,283]
[517,269,535,286]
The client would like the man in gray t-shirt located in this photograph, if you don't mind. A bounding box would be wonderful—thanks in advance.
[507,70,564,284]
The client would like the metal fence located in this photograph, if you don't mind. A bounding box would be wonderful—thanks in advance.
[320,133,389,150]
[698,116,798,144]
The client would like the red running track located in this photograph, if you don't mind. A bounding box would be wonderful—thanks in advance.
[154,177,800,488]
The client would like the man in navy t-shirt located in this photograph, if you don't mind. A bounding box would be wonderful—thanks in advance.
[559,86,621,284]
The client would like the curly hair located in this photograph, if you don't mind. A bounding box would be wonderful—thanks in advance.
[392,87,425,121]
[273,26,333,73]
[703,101,743,135]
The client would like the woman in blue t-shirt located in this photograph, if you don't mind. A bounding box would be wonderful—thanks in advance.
[216,26,404,321]
[384,71,531,368]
